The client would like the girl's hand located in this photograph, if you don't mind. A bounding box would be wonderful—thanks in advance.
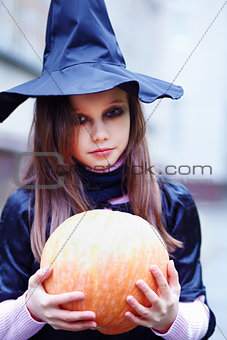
[25,267,97,331]
[125,260,181,333]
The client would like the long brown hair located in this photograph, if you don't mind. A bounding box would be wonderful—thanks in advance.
[23,93,182,262]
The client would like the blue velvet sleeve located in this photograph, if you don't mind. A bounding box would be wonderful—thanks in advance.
[0,189,35,302]
[160,179,205,300]
[159,178,216,338]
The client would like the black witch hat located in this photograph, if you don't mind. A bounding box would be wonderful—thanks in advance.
[0,0,183,123]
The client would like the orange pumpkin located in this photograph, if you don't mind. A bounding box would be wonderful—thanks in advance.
[40,209,169,335]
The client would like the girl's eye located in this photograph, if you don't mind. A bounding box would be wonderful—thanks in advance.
[105,107,123,118]
[74,107,124,125]
[75,114,87,125]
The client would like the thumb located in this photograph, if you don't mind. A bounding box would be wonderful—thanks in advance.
[30,266,53,287]
[167,260,179,289]
[40,266,53,280]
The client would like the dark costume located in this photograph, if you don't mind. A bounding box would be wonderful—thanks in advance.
[0,164,216,339]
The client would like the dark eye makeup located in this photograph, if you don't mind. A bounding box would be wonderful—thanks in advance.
[105,107,124,118]
[74,106,125,125]
[77,114,86,125]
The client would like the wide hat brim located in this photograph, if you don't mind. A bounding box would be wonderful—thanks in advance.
[0,62,183,123]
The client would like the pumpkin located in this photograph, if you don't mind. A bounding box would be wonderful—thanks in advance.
[40,209,169,335]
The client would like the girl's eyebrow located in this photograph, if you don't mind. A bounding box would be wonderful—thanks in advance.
[74,99,126,114]
[107,99,125,105]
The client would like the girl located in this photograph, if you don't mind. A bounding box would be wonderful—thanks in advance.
[0,0,215,339]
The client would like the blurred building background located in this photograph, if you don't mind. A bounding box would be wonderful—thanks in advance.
[0,0,226,338]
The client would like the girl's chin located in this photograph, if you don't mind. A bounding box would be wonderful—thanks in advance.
[89,161,113,171]
[88,156,117,170]
[76,152,121,170]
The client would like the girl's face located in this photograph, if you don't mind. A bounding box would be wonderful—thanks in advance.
[69,87,130,170]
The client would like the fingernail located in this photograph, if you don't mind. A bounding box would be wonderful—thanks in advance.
[151,265,158,272]
[88,312,96,319]
[90,322,97,328]
[136,279,144,287]
[126,296,133,302]
[42,267,49,272]
[75,292,84,298]
[42,267,51,275]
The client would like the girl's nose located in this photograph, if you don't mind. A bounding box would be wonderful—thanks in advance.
[91,121,109,142]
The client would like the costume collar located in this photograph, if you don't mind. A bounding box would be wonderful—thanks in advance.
[75,156,127,203]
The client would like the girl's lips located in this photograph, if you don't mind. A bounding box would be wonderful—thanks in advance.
[90,148,114,158]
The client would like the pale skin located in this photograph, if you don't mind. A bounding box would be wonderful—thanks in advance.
[26,267,97,331]
[26,87,181,332]
[125,260,181,333]
[69,87,130,171]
